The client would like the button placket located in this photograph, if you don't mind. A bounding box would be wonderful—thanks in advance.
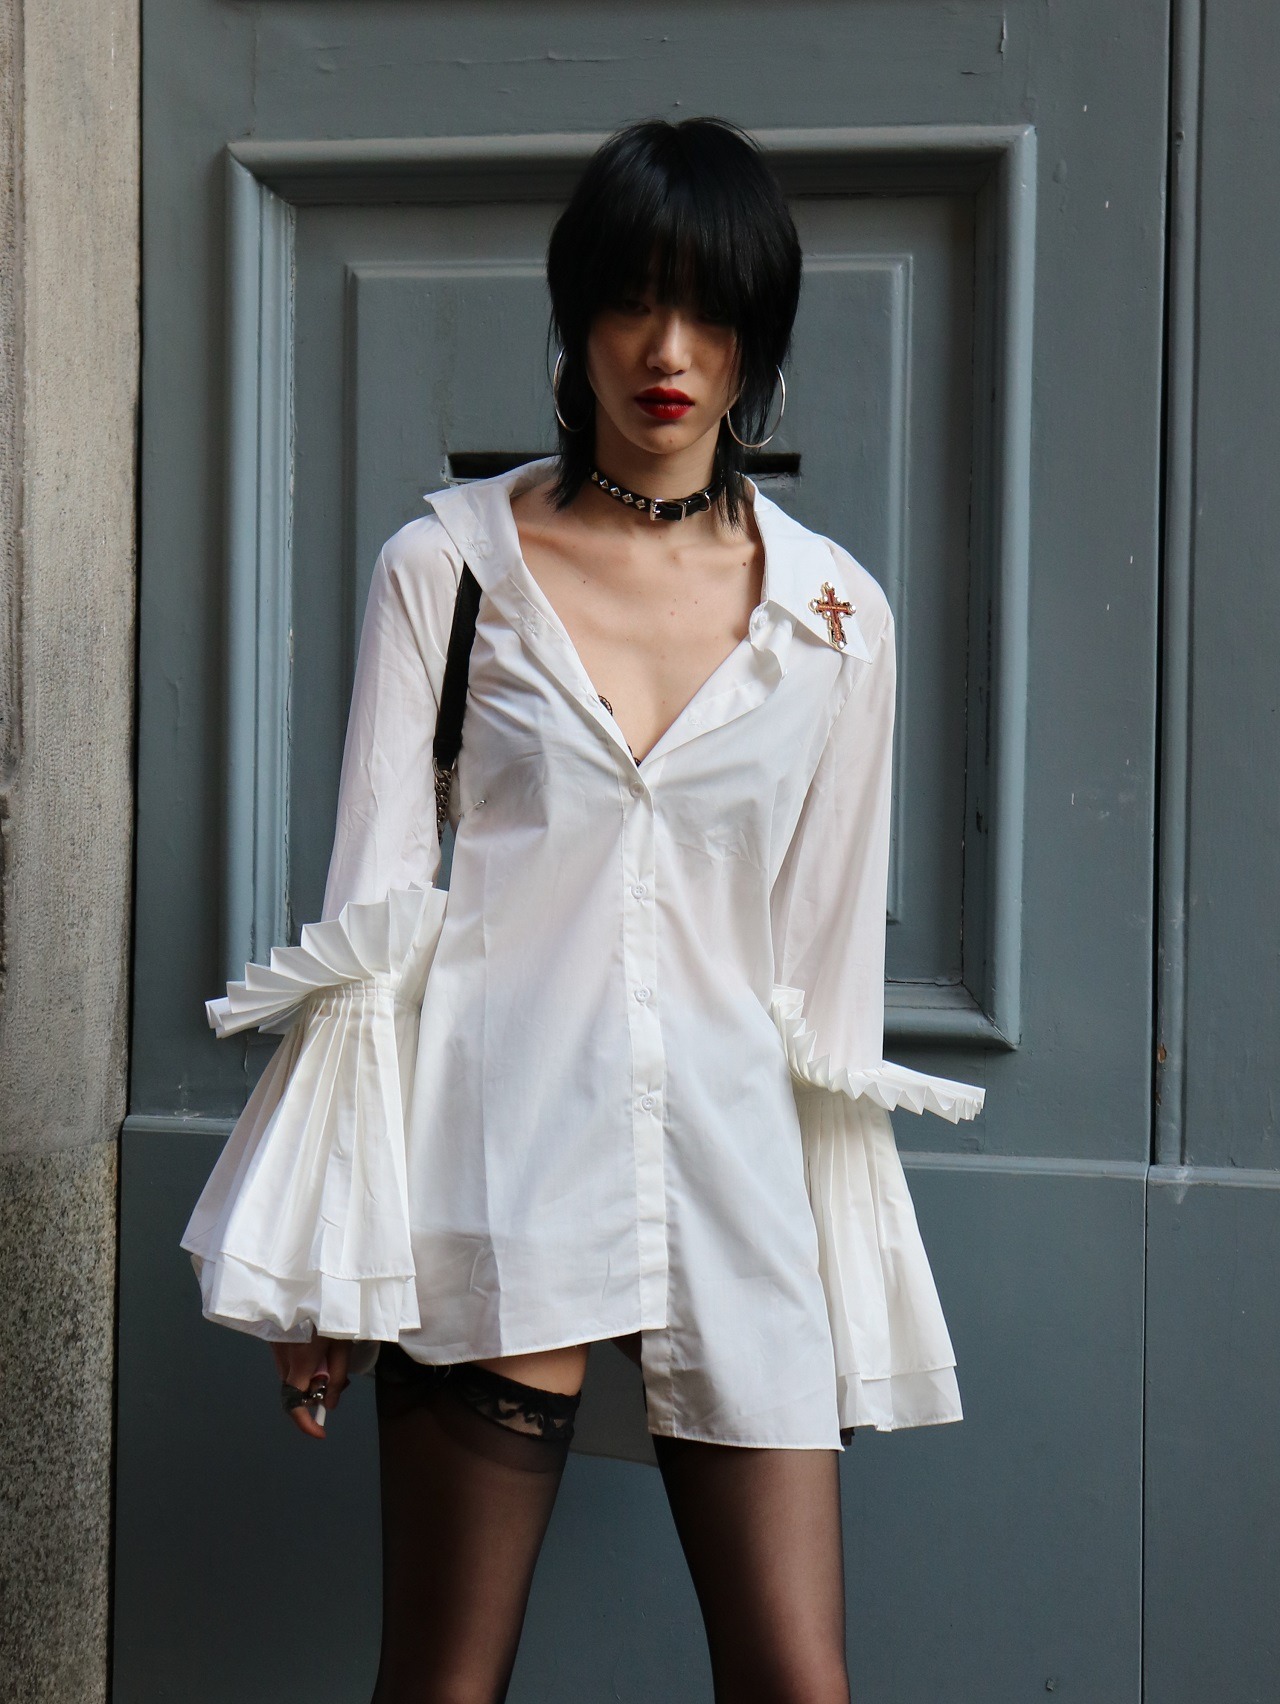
[619,775,668,1324]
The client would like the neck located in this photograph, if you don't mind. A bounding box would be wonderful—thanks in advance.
[591,418,718,502]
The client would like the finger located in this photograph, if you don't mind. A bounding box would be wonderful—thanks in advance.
[286,1397,327,1440]
[278,1339,330,1439]
[323,1341,351,1410]
[282,1338,324,1387]
[282,1372,328,1438]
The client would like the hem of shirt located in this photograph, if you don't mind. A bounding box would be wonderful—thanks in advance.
[645,1423,844,1451]
[851,1408,965,1433]
[385,1316,670,1367]
[836,1364,964,1432]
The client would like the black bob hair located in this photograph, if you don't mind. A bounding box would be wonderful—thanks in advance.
[545,117,802,527]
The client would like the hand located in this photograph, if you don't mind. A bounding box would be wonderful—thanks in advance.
[271,1334,352,1440]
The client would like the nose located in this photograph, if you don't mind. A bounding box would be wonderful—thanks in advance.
[646,306,694,375]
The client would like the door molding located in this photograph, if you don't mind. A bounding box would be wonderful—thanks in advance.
[220,125,1035,1051]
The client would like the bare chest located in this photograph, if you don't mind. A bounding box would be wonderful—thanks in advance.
[516,528,765,764]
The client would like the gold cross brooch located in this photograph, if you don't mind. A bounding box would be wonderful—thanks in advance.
[808,581,856,649]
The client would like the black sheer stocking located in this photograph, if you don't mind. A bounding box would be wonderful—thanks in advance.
[371,1344,848,1704]
[371,1346,580,1704]
[651,1432,851,1704]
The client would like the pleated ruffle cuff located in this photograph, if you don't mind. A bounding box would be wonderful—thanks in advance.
[182,883,448,1342]
[769,984,973,1431]
[206,883,445,1039]
[797,1080,965,1432]
[769,984,986,1123]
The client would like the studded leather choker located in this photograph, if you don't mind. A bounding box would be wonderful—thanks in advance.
[589,466,724,522]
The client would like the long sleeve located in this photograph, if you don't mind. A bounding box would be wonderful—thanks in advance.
[321,544,446,918]
[181,539,453,1345]
[770,582,985,1432]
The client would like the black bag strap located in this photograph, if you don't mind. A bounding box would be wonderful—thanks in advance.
[432,563,482,842]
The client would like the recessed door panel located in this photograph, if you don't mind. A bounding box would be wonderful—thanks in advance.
[288,193,978,1010]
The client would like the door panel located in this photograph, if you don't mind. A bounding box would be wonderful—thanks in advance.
[288,192,978,992]
[124,4,1168,1699]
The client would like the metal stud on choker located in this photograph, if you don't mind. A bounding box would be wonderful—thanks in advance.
[589,466,724,522]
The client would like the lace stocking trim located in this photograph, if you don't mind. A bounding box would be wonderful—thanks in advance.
[377,1343,582,1441]
[447,1361,582,1440]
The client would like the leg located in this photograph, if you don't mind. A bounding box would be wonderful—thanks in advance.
[476,1333,640,1384]
[471,1340,591,1394]
[371,1346,583,1704]
[653,1433,850,1704]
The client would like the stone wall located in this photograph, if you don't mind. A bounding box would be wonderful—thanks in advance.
[0,2,140,1699]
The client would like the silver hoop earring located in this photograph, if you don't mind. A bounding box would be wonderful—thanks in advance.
[552,347,589,433]
[725,365,786,449]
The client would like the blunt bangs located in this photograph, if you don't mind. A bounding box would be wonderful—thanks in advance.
[545,118,802,524]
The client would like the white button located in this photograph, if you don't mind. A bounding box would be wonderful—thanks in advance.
[631,883,648,899]
[629,780,644,797]
[640,1095,656,1112]
[475,540,493,558]
[750,607,766,635]
[634,986,651,1003]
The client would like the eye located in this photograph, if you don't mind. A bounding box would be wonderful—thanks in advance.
[698,304,734,327]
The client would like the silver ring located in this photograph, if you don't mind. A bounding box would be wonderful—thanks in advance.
[281,1378,327,1413]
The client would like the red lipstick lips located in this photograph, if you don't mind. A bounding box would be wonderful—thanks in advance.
[635,386,695,420]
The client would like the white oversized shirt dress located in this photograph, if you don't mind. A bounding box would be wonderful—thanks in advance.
[182,456,985,1449]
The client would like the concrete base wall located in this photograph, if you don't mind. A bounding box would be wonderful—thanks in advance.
[0,1146,118,1703]
[0,0,140,1698]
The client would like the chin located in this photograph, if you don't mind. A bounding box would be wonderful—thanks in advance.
[615,428,682,454]
[634,422,707,449]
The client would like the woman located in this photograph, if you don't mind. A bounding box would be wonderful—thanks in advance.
[183,117,984,1704]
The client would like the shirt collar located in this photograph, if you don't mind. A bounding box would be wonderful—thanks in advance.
[745,479,872,661]
[423,457,871,663]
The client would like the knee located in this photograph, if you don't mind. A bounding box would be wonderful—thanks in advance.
[379,1682,508,1704]
[415,1686,509,1704]
[716,1649,849,1704]
[797,1654,851,1704]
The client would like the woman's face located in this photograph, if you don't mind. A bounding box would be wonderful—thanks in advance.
[584,281,740,464]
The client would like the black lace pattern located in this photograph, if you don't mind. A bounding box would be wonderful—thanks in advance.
[597,694,638,762]
[377,1343,582,1441]
[447,1361,582,1440]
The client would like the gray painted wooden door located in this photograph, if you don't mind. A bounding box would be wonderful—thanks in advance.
[120,4,1173,1700]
